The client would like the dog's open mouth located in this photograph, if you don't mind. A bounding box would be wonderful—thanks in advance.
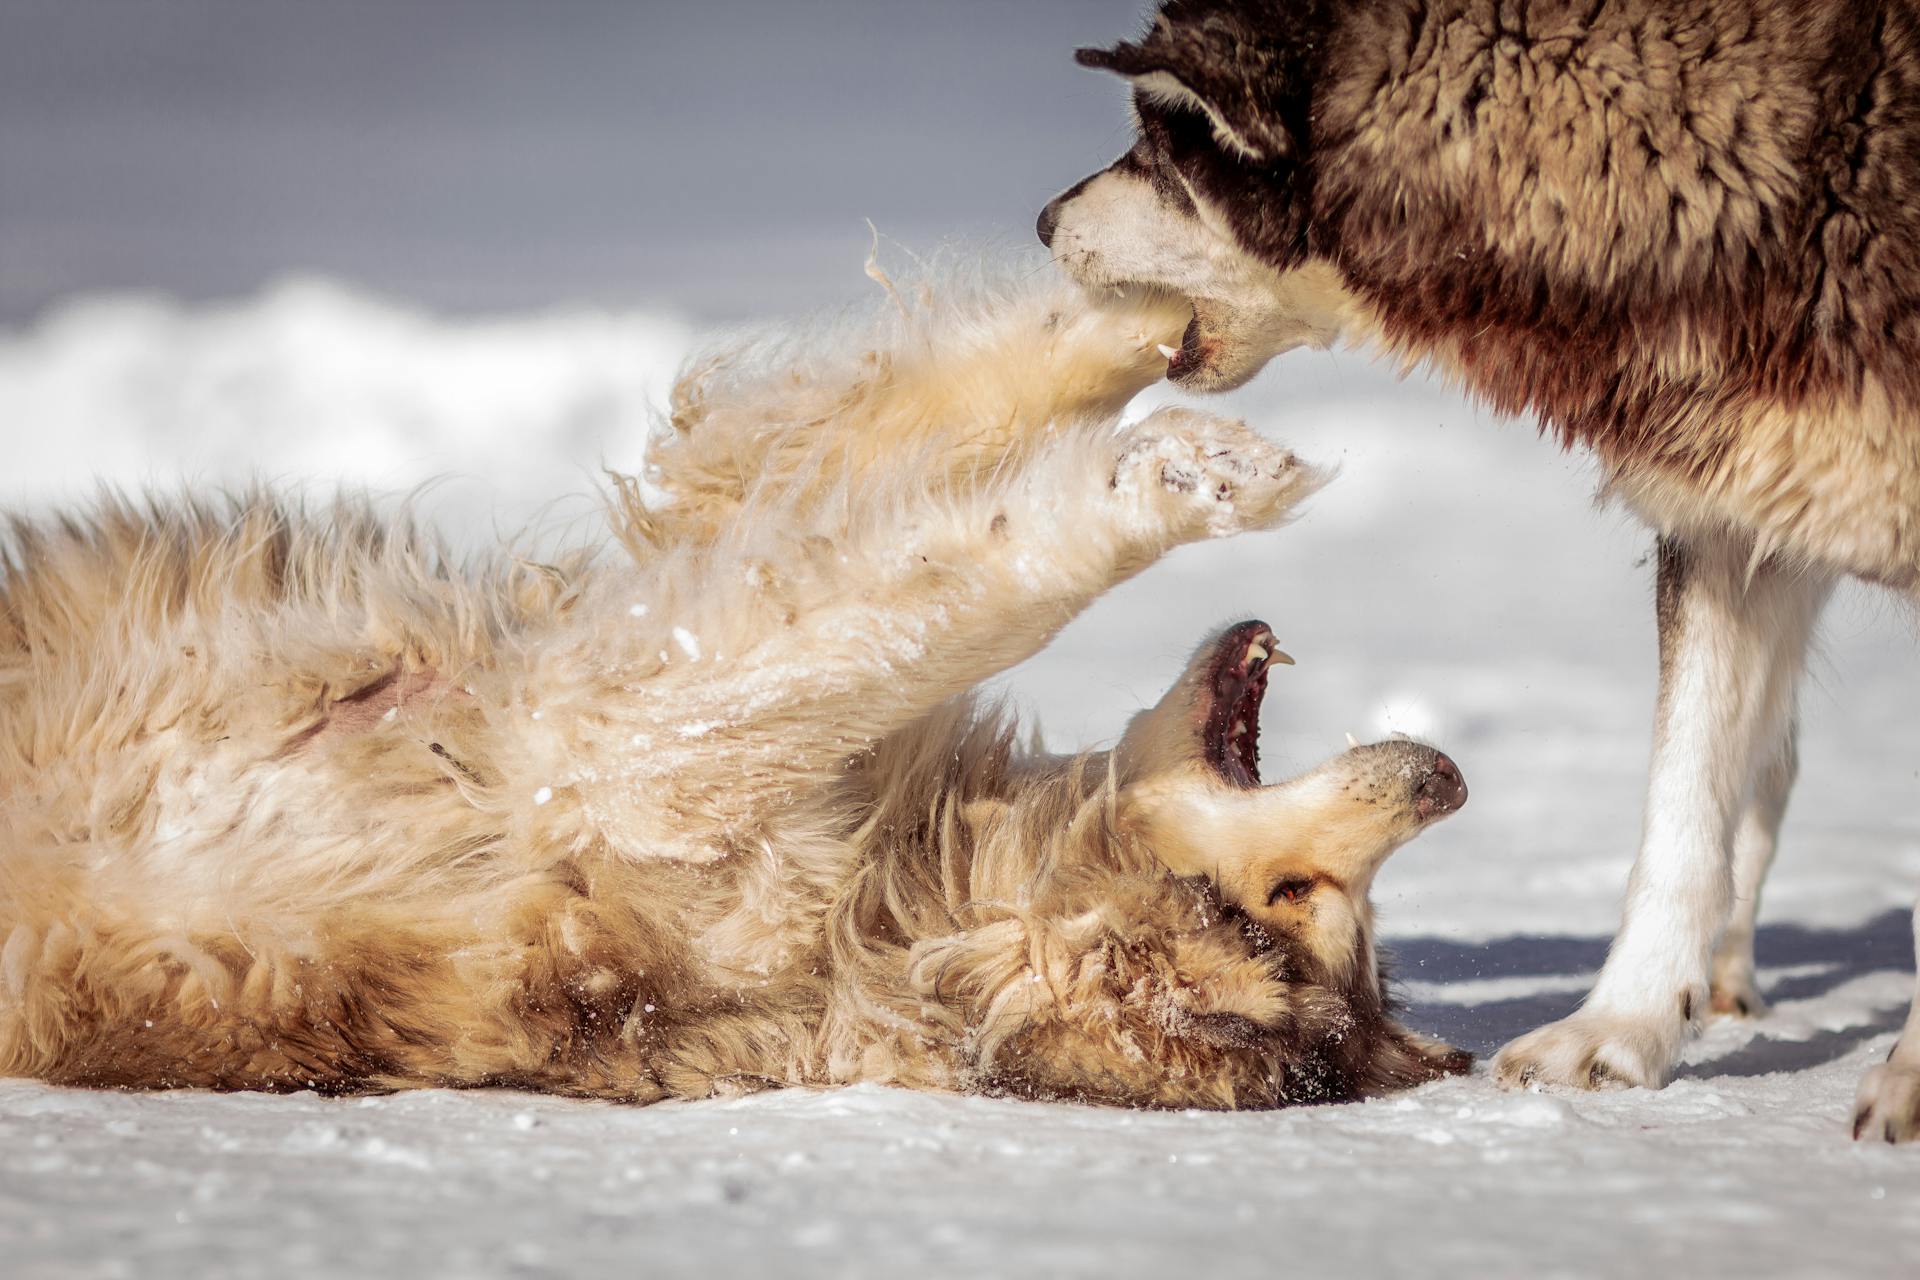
[1202,621,1291,788]
[1142,297,1211,383]
[1095,281,1230,386]
[1158,306,1214,384]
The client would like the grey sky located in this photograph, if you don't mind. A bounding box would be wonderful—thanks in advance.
[0,0,1152,322]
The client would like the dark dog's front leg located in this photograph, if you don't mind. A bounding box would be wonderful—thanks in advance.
[1494,533,1829,1090]
[1709,716,1802,1017]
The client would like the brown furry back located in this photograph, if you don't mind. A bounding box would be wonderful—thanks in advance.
[0,495,655,1092]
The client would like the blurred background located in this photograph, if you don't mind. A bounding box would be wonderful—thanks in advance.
[1,0,1140,321]
[1,0,1913,944]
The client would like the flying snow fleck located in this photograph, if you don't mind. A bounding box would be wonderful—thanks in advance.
[1371,692,1442,742]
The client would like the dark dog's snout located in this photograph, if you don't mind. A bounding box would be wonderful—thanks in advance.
[1415,752,1468,819]
[1036,175,1094,250]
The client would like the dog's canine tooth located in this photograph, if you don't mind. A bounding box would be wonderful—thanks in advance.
[1346,732,1361,749]
[1156,343,1180,360]
[1247,640,1269,664]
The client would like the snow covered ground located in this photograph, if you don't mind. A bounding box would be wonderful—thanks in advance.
[2,275,1917,1277]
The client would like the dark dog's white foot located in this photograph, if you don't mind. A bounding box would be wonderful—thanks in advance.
[1708,936,1769,1018]
[1853,1062,1920,1143]
[1492,1008,1686,1091]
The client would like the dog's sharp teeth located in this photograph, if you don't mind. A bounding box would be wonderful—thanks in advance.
[1247,641,1268,665]
[1346,732,1361,749]
[1232,720,1247,737]
[1156,343,1180,360]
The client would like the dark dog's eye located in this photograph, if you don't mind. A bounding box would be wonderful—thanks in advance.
[1266,877,1315,906]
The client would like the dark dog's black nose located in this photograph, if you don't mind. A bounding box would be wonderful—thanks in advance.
[1036,199,1060,249]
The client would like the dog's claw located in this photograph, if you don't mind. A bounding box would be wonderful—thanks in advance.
[1709,986,1766,1019]
[1708,949,1769,1020]
[1852,1061,1920,1143]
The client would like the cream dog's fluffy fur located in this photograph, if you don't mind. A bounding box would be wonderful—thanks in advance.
[0,275,1468,1108]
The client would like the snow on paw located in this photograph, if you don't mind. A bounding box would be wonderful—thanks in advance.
[1852,1062,1920,1143]
[1110,407,1324,539]
[1492,1009,1681,1091]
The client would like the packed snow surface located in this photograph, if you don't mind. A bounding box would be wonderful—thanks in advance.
[2,281,1918,1277]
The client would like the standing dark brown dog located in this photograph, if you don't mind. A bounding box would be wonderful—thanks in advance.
[1040,0,1920,1140]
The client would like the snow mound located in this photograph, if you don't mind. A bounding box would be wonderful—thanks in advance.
[0,278,694,529]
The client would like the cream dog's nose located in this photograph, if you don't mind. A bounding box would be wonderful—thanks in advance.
[1414,753,1468,819]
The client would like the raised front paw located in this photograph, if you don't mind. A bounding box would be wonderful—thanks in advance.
[1111,408,1326,540]
[1853,1062,1920,1143]
[1492,1009,1684,1091]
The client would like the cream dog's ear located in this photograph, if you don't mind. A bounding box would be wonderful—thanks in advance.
[1114,773,1217,881]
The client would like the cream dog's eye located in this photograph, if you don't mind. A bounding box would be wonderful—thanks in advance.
[1267,877,1315,906]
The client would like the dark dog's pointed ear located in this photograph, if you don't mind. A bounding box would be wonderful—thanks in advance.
[1075,37,1291,164]
[1073,44,1139,73]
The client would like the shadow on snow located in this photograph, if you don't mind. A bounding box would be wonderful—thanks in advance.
[1387,908,1915,1074]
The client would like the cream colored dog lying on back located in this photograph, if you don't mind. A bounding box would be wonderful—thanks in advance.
[0,274,1469,1109]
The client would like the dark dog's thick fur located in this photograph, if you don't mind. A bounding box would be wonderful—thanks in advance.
[1041,0,1920,1139]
